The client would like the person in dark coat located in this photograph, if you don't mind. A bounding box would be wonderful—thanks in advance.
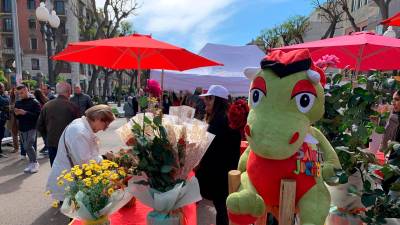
[70,84,93,116]
[123,95,138,121]
[196,85,241,225]
[37,82,80,166]
[15,85,41,173]
[0,83,10,158]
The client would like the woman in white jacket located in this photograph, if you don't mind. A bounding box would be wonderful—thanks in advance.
[46,105,115,201]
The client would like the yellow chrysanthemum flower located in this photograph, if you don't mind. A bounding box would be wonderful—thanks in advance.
[61,170,68,174]
[107,188,114,195]
[57,180,64,186]
[44,190,51,196]
[66,177,73,182]
[85,170,92,176]
[52,201,59,208]
[84,180,92,187]
[118,170,126,177]
[110,173,119,180]
[89,160,96,164]
[74,169,83,176]
[93,177,99,184]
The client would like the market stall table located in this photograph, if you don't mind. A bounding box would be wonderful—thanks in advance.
[70,201,197,225]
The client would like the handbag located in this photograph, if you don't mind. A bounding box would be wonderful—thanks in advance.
[63,126,75,167]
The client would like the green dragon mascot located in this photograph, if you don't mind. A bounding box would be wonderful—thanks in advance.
[226,49,341,225]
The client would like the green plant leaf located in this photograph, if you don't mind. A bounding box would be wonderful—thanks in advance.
[139,96,148,108]
[332,74,343,84]
[153,116,162,126]
[375,126,385,134]
[144,115,152,124]
[361,193,376,207]
[363,180,372,191]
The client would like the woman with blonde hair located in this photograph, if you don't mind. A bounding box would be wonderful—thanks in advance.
[46,104,115,201]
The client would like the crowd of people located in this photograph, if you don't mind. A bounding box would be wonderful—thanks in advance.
[0,82,94,174]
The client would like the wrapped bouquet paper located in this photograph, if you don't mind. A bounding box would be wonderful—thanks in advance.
[117,105,215,225]
[52,160,133,225]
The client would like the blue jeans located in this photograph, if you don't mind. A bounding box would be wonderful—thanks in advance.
[20,132,37,156]
[20,130,37,163]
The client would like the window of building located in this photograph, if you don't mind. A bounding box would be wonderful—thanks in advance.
[3,0,11,12]
[351,0,355,12]
[5,37,13,48]
[30,38,37,50]
[54,0,65,15]
[27,0,35,10]
[28,19,36,29]
[357,0,362,9]
[3,18,12,32]
[364,0,369,5]
[31,58,40,70]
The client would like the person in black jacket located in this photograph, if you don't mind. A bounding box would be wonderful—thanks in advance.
[70,85,93,116]
[15,85,41,173]
[0,83,10,158]
[196,85,241,225]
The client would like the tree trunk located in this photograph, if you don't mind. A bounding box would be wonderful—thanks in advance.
[87,66,98,97]
[342,5,360,32]
[117,72,123,107]
[129,72,135,94]
[102,71,110,103]
[322,22,335,39]
[329,21,337,38]
[374,0,392,32]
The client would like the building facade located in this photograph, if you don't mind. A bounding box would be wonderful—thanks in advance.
[0,0,47,81]
[0,0,91,90]
[304,0,400,42]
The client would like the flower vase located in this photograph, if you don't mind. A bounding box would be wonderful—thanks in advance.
[146,209,185,225]
[83,216,110,225]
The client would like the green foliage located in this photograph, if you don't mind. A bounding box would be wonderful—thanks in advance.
[56,75,66,83]
[130,97,185,192]
[251,15,310,51]
[21,79,37,89]
[0,70,7,84]
[317,71,400,224]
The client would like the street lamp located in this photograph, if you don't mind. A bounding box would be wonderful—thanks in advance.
[36,2,60,87]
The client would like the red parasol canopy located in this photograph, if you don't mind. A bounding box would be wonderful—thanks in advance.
[275,32,400,71]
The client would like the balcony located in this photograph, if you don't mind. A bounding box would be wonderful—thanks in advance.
[2,48,15,54]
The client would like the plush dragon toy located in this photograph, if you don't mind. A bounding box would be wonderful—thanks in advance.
[226,49,341,225]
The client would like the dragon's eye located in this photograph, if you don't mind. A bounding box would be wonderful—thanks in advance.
[294,93,316,113]
[250,89,265,108]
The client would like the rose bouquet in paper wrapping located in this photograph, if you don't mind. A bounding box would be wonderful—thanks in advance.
[53,160,134,225]
[116,105,215,225]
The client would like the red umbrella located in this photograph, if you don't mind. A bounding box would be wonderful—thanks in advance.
[381,12,400,26]
[275,32,400,71]
[52,34,222,89]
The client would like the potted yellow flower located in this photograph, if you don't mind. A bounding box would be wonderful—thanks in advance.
[51,160,133,225]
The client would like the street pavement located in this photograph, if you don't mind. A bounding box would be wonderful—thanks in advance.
[0,118,125,225]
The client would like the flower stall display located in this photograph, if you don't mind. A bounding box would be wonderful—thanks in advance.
[54,160,133,225]
[117,105,215,225]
